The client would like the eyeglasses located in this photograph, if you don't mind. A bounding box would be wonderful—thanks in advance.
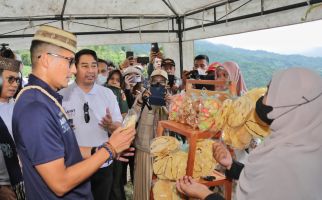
[38,53,75,68]
[150,80,166,86]
[6,76,20,84]
[83,102,90,123]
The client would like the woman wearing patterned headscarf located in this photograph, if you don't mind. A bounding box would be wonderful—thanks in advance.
[221,61,247,96]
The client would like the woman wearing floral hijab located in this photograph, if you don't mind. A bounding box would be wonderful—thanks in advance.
[219,61,247,96]
[176,67,322,200]
[216,61,249,162]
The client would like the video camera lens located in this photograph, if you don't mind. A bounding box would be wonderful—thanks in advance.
[188,70,200,79]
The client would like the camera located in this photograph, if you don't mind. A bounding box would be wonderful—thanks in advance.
[187,70,215,90]
[188,70,215,80]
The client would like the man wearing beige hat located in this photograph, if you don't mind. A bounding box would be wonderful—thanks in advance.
[0,56,25,200]
[12,25,135,200]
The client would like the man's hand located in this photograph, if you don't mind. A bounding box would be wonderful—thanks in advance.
[176,176,213,199]
[99,108,113,130]
[116,147,135,162]
[99,108,121,133]
[108,126,136,154]
[165,93,172,104]
[171,85,179,93]
[212,142,233,170]
[134,89,151,104]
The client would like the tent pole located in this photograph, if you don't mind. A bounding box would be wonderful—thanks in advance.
[60,0,68,30]
[177,17,183,77]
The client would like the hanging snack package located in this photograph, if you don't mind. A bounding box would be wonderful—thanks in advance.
[169,93,185,122]
[198,96,222,132]
[184,94,201,129]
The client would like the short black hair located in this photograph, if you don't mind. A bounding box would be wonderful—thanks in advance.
[75,49,98,65]
[194,54,209,64]
[30,40,48,67]
[98,58,108,65]
[30,40,64,67]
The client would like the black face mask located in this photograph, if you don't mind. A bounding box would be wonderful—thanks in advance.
[255,96,274,125]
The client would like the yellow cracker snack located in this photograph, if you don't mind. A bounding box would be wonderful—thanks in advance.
[244,87,267,102]
[214,99,233,131]
[236,126,252,146]
[153,180,182,200]
[151,136,180,157]
[166,151,188,180]
[193,139,217,178]
[230,132,247,150]
[153,151,188,180]
[227,96,253,128]
[153,156,169,180]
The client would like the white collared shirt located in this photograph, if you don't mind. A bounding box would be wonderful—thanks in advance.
[59,82,122,147]
[0,100,14,137]
[0,100,14,185]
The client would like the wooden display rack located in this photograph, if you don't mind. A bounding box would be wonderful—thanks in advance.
[151,79,235,200]
[185,79,237,98]
[155,120,232,200]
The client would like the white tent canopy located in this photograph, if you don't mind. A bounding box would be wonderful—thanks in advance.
[1,0,322,73]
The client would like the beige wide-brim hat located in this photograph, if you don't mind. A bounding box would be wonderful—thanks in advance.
[0,56,21,72]
[33,25,77,53]
[151,69,168,80]
[122,66,142,77]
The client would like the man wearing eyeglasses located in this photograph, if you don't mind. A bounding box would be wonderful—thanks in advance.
[59,49,123,200]
[0,56,25,200]
[12,25,135,200]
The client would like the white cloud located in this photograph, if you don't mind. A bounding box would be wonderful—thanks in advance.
[207,19,322,55]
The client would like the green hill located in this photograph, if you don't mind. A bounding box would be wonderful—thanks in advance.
[195,40,322,88]
[195,40,322,89]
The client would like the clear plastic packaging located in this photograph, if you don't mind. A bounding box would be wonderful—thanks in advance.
[122,109,139,128]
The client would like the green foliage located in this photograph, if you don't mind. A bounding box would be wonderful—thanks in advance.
[81,44,151,66]
[22,65,32,77]
[15,50,32,77]
[16,50,31,65]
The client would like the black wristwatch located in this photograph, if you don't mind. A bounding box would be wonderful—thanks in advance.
[91,147,96,155]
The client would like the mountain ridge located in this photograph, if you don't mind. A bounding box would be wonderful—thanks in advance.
[194,40,322,88]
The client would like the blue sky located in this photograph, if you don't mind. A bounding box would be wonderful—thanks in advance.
[207,19,322,56]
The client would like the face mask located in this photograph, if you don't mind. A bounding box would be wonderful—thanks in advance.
[255,96,274,125]
[197,68,207,75]
[97,74,107,85]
